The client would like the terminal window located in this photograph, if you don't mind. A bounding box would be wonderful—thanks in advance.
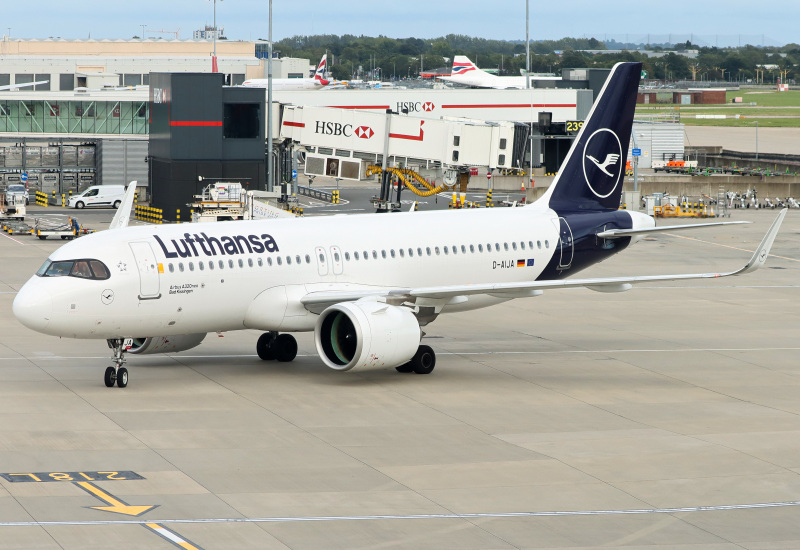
[223,103,260,139]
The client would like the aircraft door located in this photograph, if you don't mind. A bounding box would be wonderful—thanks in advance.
[315,246,329,276]
[558,217,574,270]
[129,241,161,299]
[330,246,343,275]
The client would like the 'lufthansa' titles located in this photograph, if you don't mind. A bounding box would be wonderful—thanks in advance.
[154,232,279,259]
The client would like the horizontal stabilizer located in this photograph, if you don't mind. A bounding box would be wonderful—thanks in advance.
[597,220,750,239]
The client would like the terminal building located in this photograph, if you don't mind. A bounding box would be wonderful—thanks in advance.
[0,39,686,210]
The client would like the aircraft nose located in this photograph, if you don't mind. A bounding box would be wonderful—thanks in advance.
[12,281,52,333]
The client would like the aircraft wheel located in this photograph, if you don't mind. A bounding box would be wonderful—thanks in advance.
[116,367,128,388]
[256,332,276,360]
[395,364,414,373]
[104,366,116,387]
[411,345,436,375]
[274,334,298,363]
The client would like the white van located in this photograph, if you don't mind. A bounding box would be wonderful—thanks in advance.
[68,185,126,209]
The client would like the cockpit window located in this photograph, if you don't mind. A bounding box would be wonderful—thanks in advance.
[37,259,110,280]
[45,262,74,277]
[36,260,52,276]
[70,261,93,278]
[90,261,109,279]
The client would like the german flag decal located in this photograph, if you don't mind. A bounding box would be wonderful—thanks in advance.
[517,259,525,267]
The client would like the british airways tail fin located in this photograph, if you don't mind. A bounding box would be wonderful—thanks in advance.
[535,62,641,213]
[314,54,329,86]
[450,56,492,80]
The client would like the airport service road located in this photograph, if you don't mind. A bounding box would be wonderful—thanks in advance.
[0,209,798,549]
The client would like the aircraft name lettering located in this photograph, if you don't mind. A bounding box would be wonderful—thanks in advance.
[315,121,353,137]
[169,283,198,295]
[154,232,279,259]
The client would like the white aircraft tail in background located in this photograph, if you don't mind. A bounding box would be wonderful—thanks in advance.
[242,54,330,91]
[439,56,558,89]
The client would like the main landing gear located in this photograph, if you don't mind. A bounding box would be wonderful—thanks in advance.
[104,338,129,388]
[256,332,298,363]
[396,345,436,375]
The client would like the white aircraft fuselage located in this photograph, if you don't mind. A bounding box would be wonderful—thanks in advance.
[15,205,603,339]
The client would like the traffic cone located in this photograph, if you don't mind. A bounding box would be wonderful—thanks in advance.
[520,179,526,192]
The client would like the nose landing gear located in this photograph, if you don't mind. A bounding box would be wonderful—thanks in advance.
[104,338,129,388]
[257,332,298,363]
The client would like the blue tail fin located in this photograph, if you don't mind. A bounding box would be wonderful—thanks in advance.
[540,62,641,213]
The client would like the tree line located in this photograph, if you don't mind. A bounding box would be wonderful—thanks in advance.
[272,34,799,83]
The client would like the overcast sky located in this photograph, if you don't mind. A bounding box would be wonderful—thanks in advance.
[2,0,795,48]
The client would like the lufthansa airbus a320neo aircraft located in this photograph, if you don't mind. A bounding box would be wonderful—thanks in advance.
[13,63,787,387]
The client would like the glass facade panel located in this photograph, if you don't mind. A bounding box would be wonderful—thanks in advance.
[122,74,142,86]
[34,75,50,91]
[0,100,148,134]
[60,74,74,91]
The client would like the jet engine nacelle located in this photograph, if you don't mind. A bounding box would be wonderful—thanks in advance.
[314,301,421,372]
[125,333,207,355]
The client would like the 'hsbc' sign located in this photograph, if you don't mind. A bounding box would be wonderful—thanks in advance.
[315,121,374,139]
[396,101,435,113]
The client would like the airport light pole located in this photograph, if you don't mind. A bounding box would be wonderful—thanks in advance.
[525,0,530,89]
[754,121,759,161]
[208,0,223,71]
[267,0,273,191]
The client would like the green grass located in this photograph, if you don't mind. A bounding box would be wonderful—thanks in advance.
[636,90,800,126]
[678,118,800,127]
[727,89,800,107]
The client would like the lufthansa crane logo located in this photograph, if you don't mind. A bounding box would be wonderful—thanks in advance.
[355,126,374,139]
[582,128,623,199]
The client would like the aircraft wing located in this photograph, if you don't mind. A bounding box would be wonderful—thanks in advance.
[301,209,786,311]
[108,181,138,230]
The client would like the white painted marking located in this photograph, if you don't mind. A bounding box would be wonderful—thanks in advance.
[0,232,27,245]
[148,524,186,544]
[2,500,800,527]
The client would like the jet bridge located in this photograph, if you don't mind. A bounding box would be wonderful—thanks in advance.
[278,105,527,183]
